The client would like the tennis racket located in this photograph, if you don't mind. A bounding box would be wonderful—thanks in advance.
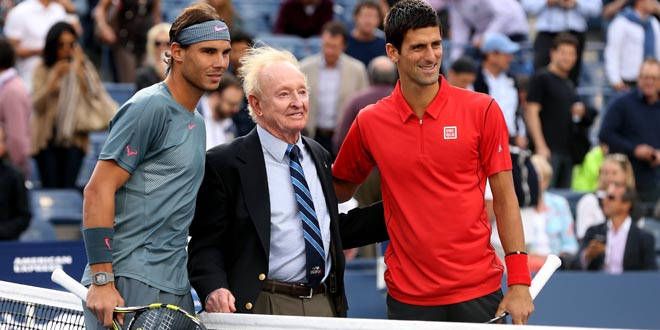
[51,268,206,330]
[486,254,562,324]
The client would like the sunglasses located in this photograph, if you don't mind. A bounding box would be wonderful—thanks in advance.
[154,40,169,47]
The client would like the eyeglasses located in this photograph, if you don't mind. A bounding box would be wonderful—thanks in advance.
[154,40,169,47]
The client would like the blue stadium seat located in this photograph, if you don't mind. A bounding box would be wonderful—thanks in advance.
[333,0,359,30]
[19,218,57,242]
[255,34,308,59]
[161,0,191,23]
[27,158,41,189]
[104,82,136,105]
[233,0,282,36]
[29,189,83,226]
[640,218,660,253]
[76,131,108,189]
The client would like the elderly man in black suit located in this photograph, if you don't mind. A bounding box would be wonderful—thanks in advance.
[187,46,387,317]
[576,184,657,272]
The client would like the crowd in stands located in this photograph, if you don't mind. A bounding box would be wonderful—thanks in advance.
[0,0,658,273]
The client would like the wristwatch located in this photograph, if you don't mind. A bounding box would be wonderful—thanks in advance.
[92,272,115,286]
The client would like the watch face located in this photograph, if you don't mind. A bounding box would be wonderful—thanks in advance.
[94,273,107,284]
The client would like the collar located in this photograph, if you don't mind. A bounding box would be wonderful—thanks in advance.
[606,216,632,234]
[392,76,448,123]
[256,125,304,163]
[634,88,660,106]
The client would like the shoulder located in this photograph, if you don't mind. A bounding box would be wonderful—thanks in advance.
[303,135,330,161]
[634,225,656,242]
[206,132,252,166]
[340,54,366,70]
[1,76,29,97]
[448,85,495,110]
[112,85,169,122]
[300,54,321,68]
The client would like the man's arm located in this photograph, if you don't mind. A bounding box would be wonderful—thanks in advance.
[524,101,550,160]
[187,159,235,313]
[83,160,130,328]
[333,178,360,203]
[490,171,534,325]
[338,201,388,249]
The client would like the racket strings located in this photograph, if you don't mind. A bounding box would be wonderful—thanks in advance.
[128,307,205,330]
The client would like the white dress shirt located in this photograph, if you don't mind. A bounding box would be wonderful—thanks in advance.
[257,125,332,283]
[522,0,602,33]
[316,63,341,130]
[449,0,529,61]
[483,69,525,137]
[604,217,632,274]
[605,13,660,85]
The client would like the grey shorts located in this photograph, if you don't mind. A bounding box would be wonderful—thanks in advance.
[83,276,194,329]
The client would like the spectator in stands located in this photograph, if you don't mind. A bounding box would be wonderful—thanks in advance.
[202,73,242,150]
[599,59,660,205]
[475,33,527,149]
[31,22,116,189]
[522,0,602,84]
[448,0,529,62]
[525,155,579,270]
[136,23,171,91]
[333,0,533,323]
[526,33,590,188]
[571,145,606,192]
[605,0,660,92]
[574,184,657,272]
[93,0,160,82]
[346,0,386,67]
[602,0,631,21]
[227,29,253,76]
[0,37,31,176]
[333,56,396,207]
[80,4,231,328]
[0,126,30,241]
[446,56,478,89]
[274,0,334,38]
[3,0,70,90]
[187,46,387,316]
[301,21,369,154]
[576,153,636,240]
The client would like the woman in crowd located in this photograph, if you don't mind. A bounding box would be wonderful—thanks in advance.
[575,153,636,240]
[31,22,116,188]
[135,23,170,91]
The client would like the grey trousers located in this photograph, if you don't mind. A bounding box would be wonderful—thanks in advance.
[83,276,194,329]
[253,291,336,317]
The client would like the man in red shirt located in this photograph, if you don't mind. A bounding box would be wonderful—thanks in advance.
[332,0,533,324]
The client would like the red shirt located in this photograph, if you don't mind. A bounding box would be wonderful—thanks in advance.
[333,77,512,305]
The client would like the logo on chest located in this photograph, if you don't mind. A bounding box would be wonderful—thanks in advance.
[443,126,457,140]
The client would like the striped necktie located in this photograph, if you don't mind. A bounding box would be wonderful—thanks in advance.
[286,144,325,287]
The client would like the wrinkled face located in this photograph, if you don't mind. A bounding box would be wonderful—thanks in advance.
[550,44,577,74]
[637,62,659,100]
[354,6,380,36]
[176,39,231,92]
[321,32,345,66]
[388,26,442,88]
[447,71,475,89]
[214,85,244,118]
[230,40,250,70]
[57,31,77,61]
[252,62,309,139]
[598,159,627,190]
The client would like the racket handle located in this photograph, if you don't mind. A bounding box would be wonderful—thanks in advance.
[51,268,89,302]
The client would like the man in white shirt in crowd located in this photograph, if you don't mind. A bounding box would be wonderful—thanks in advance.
[605,0,660,92]
[203,73,243,150]
[448,0,529,62]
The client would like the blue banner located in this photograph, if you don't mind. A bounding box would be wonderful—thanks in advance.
[0,240,86,289]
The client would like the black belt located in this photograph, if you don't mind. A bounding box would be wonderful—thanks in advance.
[262,279,326,299]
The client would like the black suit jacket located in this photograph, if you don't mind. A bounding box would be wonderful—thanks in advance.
[577,222,657,271]
[187,129,388,316]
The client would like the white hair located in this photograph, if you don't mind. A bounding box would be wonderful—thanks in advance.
[238,46,305,120]
[145,23,172,66]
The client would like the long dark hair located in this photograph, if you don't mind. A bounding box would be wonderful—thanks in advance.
[42,22,77,68]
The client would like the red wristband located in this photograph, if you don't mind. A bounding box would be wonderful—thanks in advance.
[505,253,531,287]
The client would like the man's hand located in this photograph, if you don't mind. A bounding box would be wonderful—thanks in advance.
[496,285,534,324]
[584,239,606,262]
[86,283,124,328]
[634,144,655,162]
[612,82,629,92]
[571,102,586,121]
[535,145,551,161]
[514,135,528,149]
[205,288,237,313]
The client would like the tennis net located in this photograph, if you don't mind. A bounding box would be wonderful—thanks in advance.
[0,280,84,329]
